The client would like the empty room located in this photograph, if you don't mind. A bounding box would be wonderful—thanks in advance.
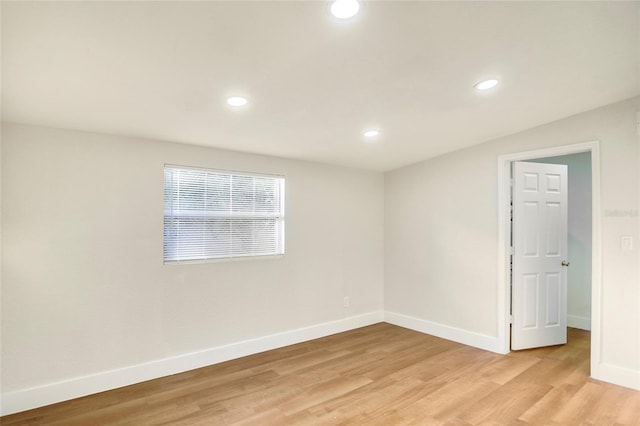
[1,1,639,424]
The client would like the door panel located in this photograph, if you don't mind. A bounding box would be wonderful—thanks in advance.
[522,274,538,329]
[546,273,561,326]
[523,202,539,256]
[512,161,568,350]
[546,202,561,255]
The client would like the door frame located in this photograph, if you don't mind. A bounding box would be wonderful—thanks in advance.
[497,140,601,378]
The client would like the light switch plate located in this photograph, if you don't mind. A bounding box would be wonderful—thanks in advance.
[621,236,633,251]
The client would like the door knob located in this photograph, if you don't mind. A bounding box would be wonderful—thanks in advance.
[561,260,570,267]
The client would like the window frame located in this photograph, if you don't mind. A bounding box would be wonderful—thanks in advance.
[163,164,285,264]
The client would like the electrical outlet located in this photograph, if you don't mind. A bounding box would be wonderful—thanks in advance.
[621,236,633,251]
[343,296,350,308]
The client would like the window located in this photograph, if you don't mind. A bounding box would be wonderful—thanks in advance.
[163,165,285,263]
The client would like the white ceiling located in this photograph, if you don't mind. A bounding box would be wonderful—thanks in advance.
[2,1,639,171]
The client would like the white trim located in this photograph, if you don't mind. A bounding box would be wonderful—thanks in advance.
[0,311,384,416]
[597,363,640,391]
[567,315,591,331]
[384,311,502,354]
[497,155,511,354]
[497,141,603,375]
[5,307,636,416]
[588,143,603,381]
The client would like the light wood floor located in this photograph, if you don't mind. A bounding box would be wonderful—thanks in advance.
[3,323,640,425]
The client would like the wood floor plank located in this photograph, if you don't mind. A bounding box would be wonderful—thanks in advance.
[615,392,640,426]
[3,323,640,425]
[517,383,583,424]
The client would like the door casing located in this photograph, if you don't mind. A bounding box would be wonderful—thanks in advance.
[497,141,601,379]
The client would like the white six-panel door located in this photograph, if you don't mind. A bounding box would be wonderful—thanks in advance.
[512,161,568,350]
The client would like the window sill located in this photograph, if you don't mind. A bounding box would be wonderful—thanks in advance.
[163,253,285,266]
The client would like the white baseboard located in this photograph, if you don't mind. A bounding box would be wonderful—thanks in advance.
[384,311,502,354]
[0,311,384,416]
[567,314,591,331]
[5,310,637,416]
[594,362,640,391]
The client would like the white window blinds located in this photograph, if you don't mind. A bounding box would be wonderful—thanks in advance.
[164,166,285,263]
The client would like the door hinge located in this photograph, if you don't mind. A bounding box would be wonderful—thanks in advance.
[509,315,513,324]
[509,246,514,255]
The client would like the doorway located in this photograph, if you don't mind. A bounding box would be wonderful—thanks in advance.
[497,141,602,379]
[527,153,592,332]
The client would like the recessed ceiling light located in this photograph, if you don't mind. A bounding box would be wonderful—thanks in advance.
[227,96,248,107]
[363,129,380,138]
[474,79,499,91]
[331,0,360,19]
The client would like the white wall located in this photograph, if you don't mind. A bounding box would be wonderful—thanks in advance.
[531,152,592,330]
[2,97,639,414]
[0,123,384,413]
[385,97,640,386]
